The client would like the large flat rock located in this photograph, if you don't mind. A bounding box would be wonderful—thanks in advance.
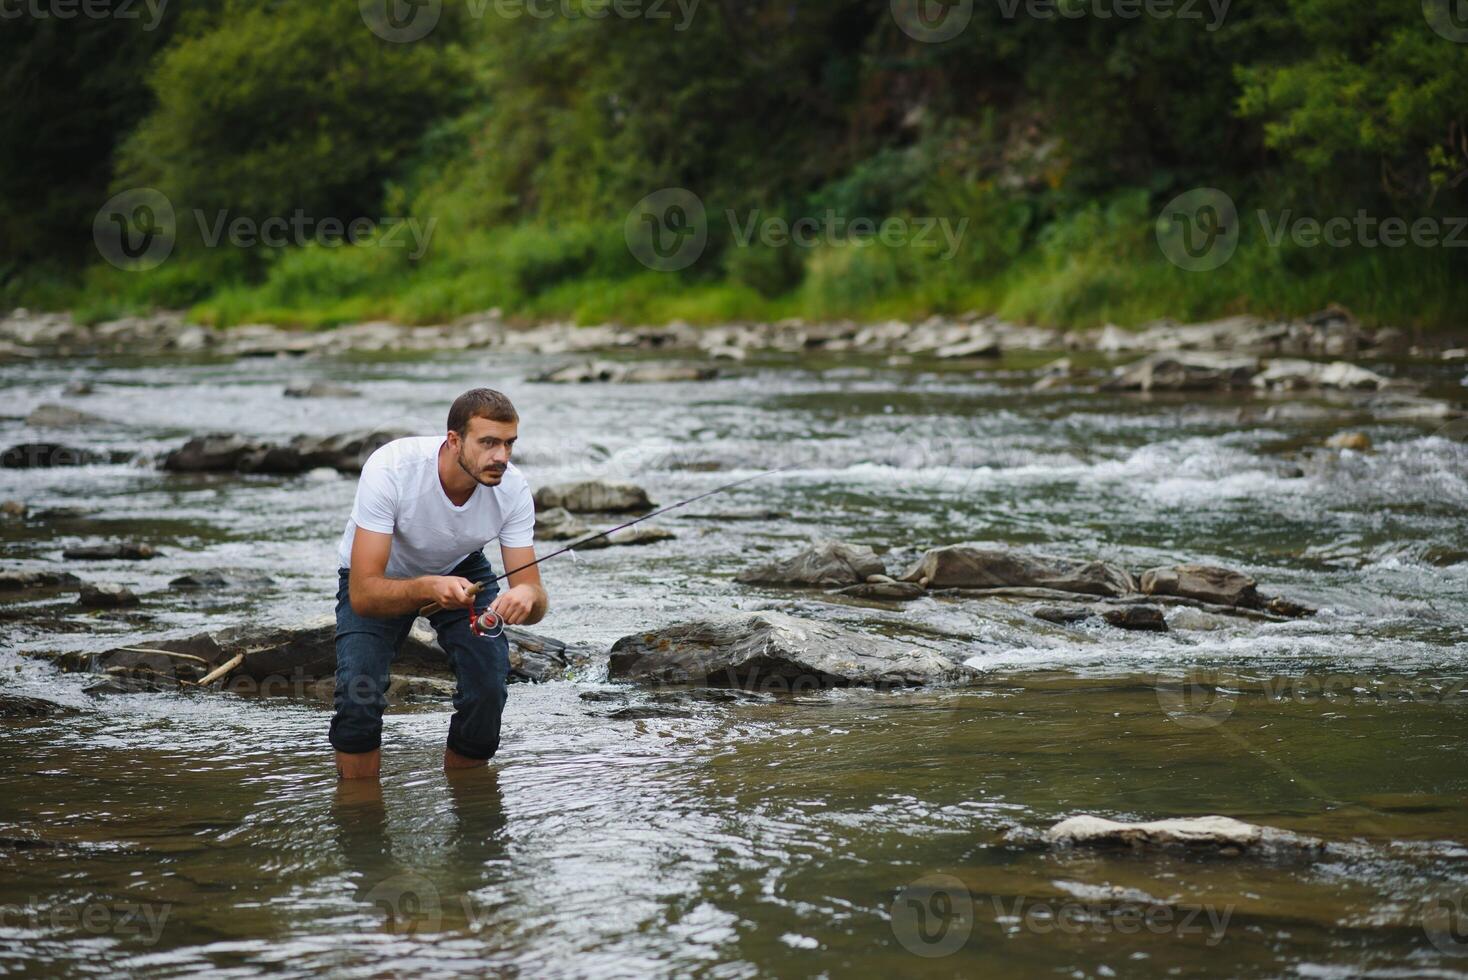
[1045,814,1323,853]
[607,610,971,689]
[900,545,1135,597]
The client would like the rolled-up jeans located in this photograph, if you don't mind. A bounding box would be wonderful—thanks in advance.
[330,550,510,760]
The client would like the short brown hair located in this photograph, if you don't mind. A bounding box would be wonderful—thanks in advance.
[447,388,518,436]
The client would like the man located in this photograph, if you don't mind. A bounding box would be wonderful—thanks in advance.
[331,388,548,779]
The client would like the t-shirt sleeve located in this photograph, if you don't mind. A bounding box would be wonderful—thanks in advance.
[350,452,397,534]
[499,479,536,548]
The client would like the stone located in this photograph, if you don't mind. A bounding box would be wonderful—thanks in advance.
[933,332,1001,359]
[534,480,653,513]
[607,610,972,689]
[0,570,83,591]
[736,540,887,587]
[534,507,593,541]
[900,545,1136,597]
[1100,605,1167,631]
[1252,359,1392,391]
[159,435,261,472]
[832,580,926,601]
[1102,352,1258,392]
[532,360,717,383]
[77,583,139,609]
[1032,605,1094,625]
[283,381,361,398]
[1,500,25,518]
[1045,814,1322,852]
[0,695,78,718]
[25,404,106,427]
[160,429,410,475]
[572,526,675,549]
[168,571,276,590]
[1325,431,1371,451]
[1140,564,1258,608]
[62,542,158,561]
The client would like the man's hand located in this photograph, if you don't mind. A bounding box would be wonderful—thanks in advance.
[487,583,542,625]
[429,575,477,611]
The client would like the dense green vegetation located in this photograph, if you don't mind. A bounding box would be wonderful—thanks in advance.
[3,0,1466,329]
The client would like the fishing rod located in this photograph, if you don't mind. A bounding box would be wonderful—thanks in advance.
[418,461,799,625]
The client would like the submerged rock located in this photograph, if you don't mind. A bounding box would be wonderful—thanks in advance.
[0,570,82,592]
[833,579,926,601]
[1103,352,1258,392]
[25,404,107,427]
[736,540,887,587]
[900,545,1135,597]
[1045,815,1322,853]
[0,694,78,718]
[607,610,971,688]
[1099,605,1167,631]
[77,583,139,609]
[168,570,277,590]
[533,480,653,513]
[62,542,158,561]
[283,381,361,398]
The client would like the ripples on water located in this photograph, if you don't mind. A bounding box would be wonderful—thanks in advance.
[2,348,1466,976]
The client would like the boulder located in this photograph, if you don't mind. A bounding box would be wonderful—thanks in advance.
[833,580,926,601]
[607,610,971,689]
[62,542,158,561]
[161,429,410,475]
[534,507,592,541]
[1325,431,1371,451]
[1100,605,1167,632]
[77,583,139,609]
[159,435,261,472]
[900,545,1135,597]
[25,404,107,427]
[1252,359,1392,391]
[0,569,82,592]
[1045,815,1322,853]
[1102,352,1258,392]
[573,526,675,549]
[534,480,653,513]
[1140,564,1258,608]
[736,540,887,587]
[283,381,361,398]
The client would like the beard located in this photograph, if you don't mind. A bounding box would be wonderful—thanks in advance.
[457,447,505,487]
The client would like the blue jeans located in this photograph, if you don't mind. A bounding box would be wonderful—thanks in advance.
[330,551,510,760]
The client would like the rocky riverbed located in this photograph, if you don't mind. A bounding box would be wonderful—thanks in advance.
[1,310,1466,977]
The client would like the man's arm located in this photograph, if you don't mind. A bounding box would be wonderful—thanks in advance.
[348,527,476,618]
[488,544,548,626]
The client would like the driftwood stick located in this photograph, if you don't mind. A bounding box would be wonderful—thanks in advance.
[195,653,245,687]
[116,646,213,666]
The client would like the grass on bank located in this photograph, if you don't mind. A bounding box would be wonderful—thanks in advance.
[7,200,1466,333]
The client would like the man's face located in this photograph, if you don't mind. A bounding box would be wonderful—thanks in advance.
[454,416,518,487]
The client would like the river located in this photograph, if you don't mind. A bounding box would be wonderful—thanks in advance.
[2,343,1466,976]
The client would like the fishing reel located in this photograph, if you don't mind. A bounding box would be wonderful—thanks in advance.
[469,607,505,640]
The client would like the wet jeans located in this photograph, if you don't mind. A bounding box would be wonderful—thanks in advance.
[330,551,510,760]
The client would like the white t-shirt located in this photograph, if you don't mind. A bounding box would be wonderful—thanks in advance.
[336,436,535,578]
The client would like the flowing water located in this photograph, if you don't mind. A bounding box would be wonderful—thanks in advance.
[2,344,1466,977]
